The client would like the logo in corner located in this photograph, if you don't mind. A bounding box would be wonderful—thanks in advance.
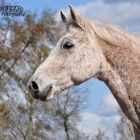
[0,3,26,17]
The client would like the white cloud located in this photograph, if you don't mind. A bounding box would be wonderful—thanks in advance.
[4,79,27,105]
[104,0,140,4]
[77,112,120,138]
[58,0,140,33]
[96,94,119,117]
[77,94,120,138]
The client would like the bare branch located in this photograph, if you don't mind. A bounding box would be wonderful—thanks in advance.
[1,40,31,77]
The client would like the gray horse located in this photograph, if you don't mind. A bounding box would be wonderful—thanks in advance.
[29,6,140,139]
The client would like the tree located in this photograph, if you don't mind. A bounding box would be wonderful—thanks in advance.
[94,129,109,140]
[1,4,135,140]
[0,7,88,140]
[0,8,55,139]
[54,90,87,140]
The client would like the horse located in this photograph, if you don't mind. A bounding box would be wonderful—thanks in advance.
[28,5,140,139]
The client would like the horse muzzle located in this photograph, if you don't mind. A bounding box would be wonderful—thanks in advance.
[28,79,54,101]
[28,74,74,101]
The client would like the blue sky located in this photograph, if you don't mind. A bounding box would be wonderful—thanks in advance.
[6,0,112,113]
[5,0,140,114]
[7,0,95,11]
[4,0,140,136]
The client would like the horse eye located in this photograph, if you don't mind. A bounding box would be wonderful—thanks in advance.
[63,42,74,49]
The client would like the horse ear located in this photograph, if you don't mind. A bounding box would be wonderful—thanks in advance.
[60,10,67,23]
[69,5,85,28]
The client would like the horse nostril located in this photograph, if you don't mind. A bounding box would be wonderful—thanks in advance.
[30,81,39,91]
[28,81,40,99]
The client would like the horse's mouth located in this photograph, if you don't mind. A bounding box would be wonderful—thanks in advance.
[41,85,53,101]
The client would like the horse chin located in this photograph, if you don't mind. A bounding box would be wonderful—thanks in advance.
[40,86,54,101]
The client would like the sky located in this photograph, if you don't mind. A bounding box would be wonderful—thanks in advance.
[4,0,140,137]
[6,0,95,11]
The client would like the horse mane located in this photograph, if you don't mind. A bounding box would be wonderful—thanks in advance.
[90,20,140,48]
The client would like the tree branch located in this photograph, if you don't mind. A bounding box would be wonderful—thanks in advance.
[1,40,31,77]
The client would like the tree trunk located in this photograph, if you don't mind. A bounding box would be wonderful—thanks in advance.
[133,126,140,140]
[0,131,3,140]
[64,120,70,140]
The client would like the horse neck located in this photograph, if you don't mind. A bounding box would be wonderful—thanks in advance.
[96,32,140,94]
[95,33,140,128]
